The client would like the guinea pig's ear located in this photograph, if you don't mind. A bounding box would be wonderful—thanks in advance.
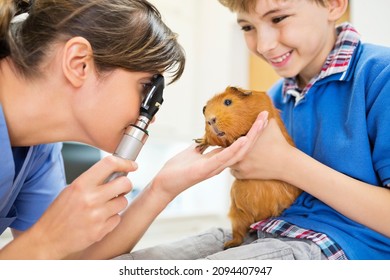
[230,86,252,97]
[202,105,206,115]
[241,89,252,96]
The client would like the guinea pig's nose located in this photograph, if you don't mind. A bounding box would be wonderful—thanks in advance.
[207,117,216,125]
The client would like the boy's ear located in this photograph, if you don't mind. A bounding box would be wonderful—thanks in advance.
[62,36,94,88]
[326,0,348,21]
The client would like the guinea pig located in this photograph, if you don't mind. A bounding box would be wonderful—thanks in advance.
[195,86,302,248]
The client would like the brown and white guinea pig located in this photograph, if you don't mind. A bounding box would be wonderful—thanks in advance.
[195,86,302,249]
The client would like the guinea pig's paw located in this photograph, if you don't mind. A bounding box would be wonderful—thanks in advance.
[194,138,205,144]
[193,138,209,151]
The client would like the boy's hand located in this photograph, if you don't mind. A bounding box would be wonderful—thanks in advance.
[230,118,293,181]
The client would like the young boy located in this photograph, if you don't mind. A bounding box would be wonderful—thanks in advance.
[118,0,390,260]
[0,0,267,260]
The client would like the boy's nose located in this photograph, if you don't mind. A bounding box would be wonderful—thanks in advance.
[256,27,278,55]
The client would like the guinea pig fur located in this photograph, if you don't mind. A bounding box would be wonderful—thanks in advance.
[195,86,302,248]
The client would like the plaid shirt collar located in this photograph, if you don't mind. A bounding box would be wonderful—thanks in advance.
[283,23,361,104]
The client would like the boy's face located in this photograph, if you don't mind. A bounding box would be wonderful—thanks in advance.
[237,0,337,86]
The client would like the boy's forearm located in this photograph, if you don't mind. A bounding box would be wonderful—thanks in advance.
[283,147,390,238]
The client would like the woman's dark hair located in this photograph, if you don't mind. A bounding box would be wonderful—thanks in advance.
[0,0,185,83]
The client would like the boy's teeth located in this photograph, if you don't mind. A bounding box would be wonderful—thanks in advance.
[271,52,290,63]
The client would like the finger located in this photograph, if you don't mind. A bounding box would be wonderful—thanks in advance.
[211,137,248,170]
[200,147,224,158]
[100,176,133,202]
[75,156,138,186]
[105,195,129,216]
[245,111,269,143]
[101,214,122,239]
[99,197,128,238]
[198,136,248,178]
[204,111,269,161]
[228,111,269,159]
[230,168,241,179]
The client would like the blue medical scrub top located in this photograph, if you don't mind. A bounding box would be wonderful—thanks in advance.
[0,105,66,234]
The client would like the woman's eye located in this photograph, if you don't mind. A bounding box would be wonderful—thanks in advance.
[224,99,232,106]
[140,83,151,101]
[240,25,254,32]
[142,83,152,91]
[272,15,288,24]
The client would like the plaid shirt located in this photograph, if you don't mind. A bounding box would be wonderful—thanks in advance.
[251,219,348,260]
[251,23,361,260]
[283,22,360,105]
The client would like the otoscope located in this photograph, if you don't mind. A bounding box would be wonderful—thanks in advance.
[105,74,165,182]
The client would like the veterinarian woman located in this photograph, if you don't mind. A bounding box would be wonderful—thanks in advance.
[0,0,267,259]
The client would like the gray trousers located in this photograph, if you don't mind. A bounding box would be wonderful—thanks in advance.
[115,227,327,260]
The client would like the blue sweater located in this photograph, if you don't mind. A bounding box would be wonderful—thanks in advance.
[269,42,390,260]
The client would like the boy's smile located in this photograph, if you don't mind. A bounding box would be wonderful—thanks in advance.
[269,50,293,67]
[237,0,337,88]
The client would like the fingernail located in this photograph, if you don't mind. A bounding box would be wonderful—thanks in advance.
[262,111,269,121]
[262,111,269,127]
[257,111,269,131]
[263,119,269,128]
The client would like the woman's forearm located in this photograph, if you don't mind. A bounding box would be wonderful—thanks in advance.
[0,226,61,259]
[75,178,171,260]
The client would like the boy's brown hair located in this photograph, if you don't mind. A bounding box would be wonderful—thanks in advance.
[218,0,326,13]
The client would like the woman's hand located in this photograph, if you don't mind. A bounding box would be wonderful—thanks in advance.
[25,156,137,259]
[152,111,269,202]
[230,118,294,181]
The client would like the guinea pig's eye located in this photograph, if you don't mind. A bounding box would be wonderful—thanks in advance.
[202,105,206,115]
[224,99,232,106]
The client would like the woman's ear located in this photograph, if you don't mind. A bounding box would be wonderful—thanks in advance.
[326,0,348,22]
[62,36,94,88]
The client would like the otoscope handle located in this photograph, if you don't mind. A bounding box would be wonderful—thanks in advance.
[105,171,128,183]
[104,122,149,183]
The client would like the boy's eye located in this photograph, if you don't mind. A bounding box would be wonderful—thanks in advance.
[240,25,254,32]
[272,15,288,24]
